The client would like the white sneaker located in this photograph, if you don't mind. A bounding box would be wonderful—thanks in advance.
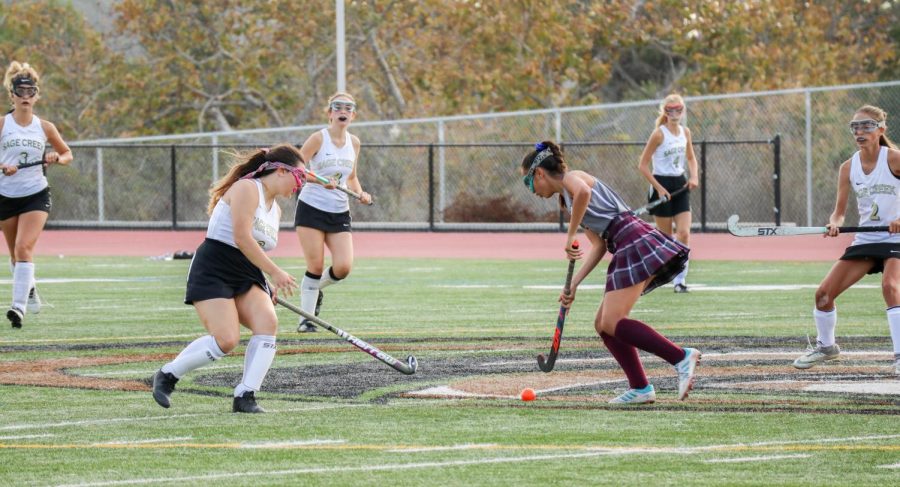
[608,385,656,404]
[675,348,701,400]
[27,287,40,314]
[792,342,840,370]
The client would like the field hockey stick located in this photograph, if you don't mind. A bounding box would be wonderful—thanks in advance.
[537,240,579,373]
[727,214,889,237]
[305,170,375,206]
[632,186,689,216]
[1,159,46,176]
[275,296,417,375]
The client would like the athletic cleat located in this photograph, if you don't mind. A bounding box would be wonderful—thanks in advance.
[151,370,178,408]
[297,320,318,333]
[26,287,40,314]
[315,290,324,316]
[675,347,701,400]
[232,391,265,413]
[6,307,23,329]
[673,283,689,293]
[608,385,656,404]
[792,342,840,370]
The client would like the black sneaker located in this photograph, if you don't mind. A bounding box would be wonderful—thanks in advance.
[315,290,324,316]
[674,283,689,293]
[6,307,23,329]
[152,370,178,408]
[232,391,265,413]
[297,319,318,333]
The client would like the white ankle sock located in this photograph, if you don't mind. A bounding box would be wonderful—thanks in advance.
[12,262,33,312]
[887,307,900,355]
[300,274,321,315]
[162,335,226,379]
[235,335,276,397]
[814,308,837,347]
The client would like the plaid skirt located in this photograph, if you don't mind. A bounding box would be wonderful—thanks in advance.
[604,212,689,295]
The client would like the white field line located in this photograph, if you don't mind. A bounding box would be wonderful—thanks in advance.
[52,450,669,487]
[703,454,811,463]
[0,278,161,284]
[95,437,193,446]
[0,433,54,440]
[878,462,900,469]
[240,439,346,449]
[386,443,497,453]
[503,284,881,292]
[0,403,371,432]
[53,434,900,487]
[480,350,895,367]
[84,364,243,377]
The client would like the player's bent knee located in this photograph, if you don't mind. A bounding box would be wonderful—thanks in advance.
[215,334,241,353]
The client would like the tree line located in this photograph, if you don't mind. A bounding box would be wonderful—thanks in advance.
[1,0,897,140]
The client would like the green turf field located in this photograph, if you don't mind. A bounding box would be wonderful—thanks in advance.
[1,256,898,486]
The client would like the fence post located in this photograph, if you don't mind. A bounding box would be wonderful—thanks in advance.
[700,140,707,232]
[96,147,105,223]
[428,144,435,231]
[171,145,178,229]
[772,134,781,225]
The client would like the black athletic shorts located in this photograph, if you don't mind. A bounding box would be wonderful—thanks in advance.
[184,238,269,304]
[648,175,690,217]
[840,242,900,274]
[294,199,352,233]
[0,187,51,220]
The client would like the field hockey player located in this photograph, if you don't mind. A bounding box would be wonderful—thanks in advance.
[521,140,701,404]
[793,105,900,375]
[152,144,304,413]
[294,92,372,333]
[0,61,72,328]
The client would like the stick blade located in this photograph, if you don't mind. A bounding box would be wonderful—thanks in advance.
[536,353,555,373]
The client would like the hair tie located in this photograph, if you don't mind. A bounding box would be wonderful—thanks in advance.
[534,142,548,151]
[260,148,270,155]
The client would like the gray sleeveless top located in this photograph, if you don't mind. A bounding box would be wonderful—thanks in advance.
[562,177,630,235]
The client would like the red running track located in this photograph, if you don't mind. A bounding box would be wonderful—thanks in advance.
[32,230,852,261]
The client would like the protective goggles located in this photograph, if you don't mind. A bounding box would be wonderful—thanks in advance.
[848,119,885,134]
[522,148,553,193]
[664,104,684,115]
[241,161,306,192]
[11,78,37,99]
[329,101,356,113]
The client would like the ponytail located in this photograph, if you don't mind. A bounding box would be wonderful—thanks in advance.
[207,144,303,215]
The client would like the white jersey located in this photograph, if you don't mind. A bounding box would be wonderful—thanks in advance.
[651,125,687,177]
[0,113,49,197]
[298,128,356,213]
[207,179,280,251]
[849,146,900,245]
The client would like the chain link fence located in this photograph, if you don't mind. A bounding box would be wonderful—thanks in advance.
[64,81,900,230]
[52,140,776,231]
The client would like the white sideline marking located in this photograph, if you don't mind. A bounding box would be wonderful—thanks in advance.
[803,381,900,395]
[0,433,54,440]
[387,443,498,453]
[53,450,661,487]
[0,404,371,432]
[519,284,881,292]
[481,350,894,368]
[0,277,160,284]
[84,364,242,377]
[704,454,811,463]
[241,439,346,449]
[878,462,900,469]
[97,437,193,445]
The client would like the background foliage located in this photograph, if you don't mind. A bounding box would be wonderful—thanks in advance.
[0,0,898,139]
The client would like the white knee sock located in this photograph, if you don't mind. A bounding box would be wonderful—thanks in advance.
[300,273,321,315]
[12,262,33,312]
[319,267,344,290]
[674,259,689,286]
[814,308,837,347]
[887,307,900,356]
[161,335,226,379]
[235,335,276,397]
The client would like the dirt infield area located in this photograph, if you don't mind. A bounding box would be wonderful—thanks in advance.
[35,230,855,260]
